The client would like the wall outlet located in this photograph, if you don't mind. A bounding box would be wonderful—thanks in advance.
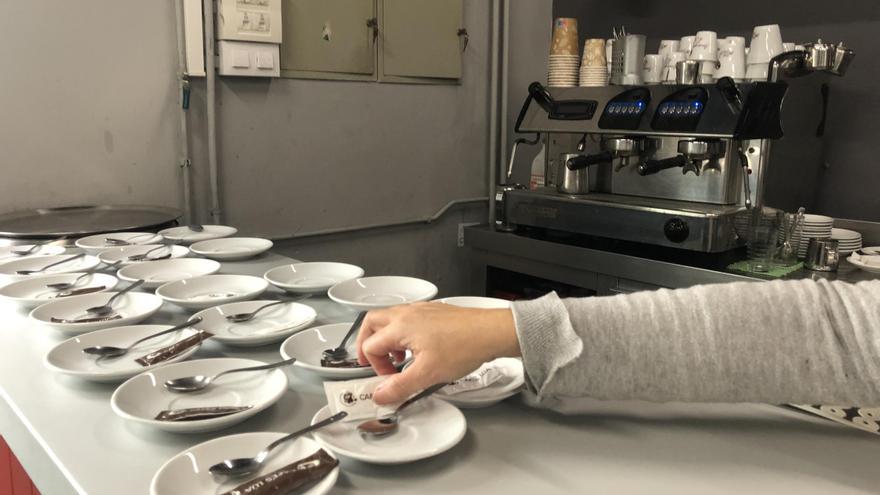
[457,222,480,248]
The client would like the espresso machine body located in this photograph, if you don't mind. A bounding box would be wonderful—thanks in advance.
[498,80,796,252]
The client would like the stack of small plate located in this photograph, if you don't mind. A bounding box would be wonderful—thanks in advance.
[831,227,863,255]
[548,54,579,88]
[795,214,833,258]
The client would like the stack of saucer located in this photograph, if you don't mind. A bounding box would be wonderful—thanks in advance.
[831,227,863,255]
[548,18,579,87]
[795,214,833,258]
[579,38,607,87]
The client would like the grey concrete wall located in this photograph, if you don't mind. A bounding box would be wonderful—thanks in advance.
[0,1,182,214]
[185,1,492,238]
[181,0,494,295]
[549,0,880,221]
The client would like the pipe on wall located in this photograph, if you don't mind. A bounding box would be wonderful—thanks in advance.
[173,0,193,224]
[269,197,488,241]
[202,0,222,224]
[487,0,501,226]
[499,0,510,183]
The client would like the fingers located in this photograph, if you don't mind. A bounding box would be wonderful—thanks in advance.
[373,358,436,405]
[356,310,387,365]
[361,328,404,376]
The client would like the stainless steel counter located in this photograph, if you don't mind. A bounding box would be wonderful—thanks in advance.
[3,251,880,494]
[464,225,879,296]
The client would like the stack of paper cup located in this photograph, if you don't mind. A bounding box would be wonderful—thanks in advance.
[662,51,686,84]
[548,18,579,87]
[579,38,607,87]
[716,36,746,81]
[746,24,783,81]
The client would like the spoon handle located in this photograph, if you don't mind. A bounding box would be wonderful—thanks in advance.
[395,383,447,414]
[335,311,367,351]
[125,317,202,349]
[213,358,297,381]
[263,412,348,455]
[104,279,144,307]
[248,300,289,318]
[35,252,86,272]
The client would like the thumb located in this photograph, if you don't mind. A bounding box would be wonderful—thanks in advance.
[373,360,435,405]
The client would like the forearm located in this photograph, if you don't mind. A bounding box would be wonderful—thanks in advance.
[511,279,880,406]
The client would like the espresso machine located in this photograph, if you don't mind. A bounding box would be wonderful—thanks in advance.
[495,40,854,253]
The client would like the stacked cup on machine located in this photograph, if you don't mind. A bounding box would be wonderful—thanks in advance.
[548,18,580,88]
[579,38,608,86]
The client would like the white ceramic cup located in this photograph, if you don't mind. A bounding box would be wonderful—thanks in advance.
[679,36,696,55]
[716,38,746,80]
[748,24,784,64]
[642,54,664,84]
[663,51,687,83]
[659,39,680,64]
[690,31,718,61]
[746,62,769,81]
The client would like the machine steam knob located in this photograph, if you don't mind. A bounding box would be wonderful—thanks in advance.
[664,218,690,243]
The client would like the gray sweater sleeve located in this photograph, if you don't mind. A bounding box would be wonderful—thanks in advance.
[510,278,880,406]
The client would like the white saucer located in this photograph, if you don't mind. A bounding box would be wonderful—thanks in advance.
[111,357,288,433]
[191,300,317,347]
[848,250,880,274]
[30,291,163,335]
[156,274,268,310]
[0,244,65,261]
[280,323,395,379]
[97,244,190,266]
[437,296,512,309]
[150,433,338,495]
[189,237,273,261]
[75,232,164,255]
[434,358,524,408]
[0,254,101,282]
[328,276,438,310]
[0,273,118,309]
[117,258,221,289]
[310,399,466,464]
[44,324,204,382]
[159,225,238,244]
[264,262,365,294]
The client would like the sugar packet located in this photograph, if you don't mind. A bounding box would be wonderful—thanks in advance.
[323,375,403,422]
[441,363,504,395]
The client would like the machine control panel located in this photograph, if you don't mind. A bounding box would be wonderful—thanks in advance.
[598,88,651,130]
[651,87,709,132]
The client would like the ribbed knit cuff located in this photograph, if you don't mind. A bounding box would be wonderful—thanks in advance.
[511,292,583,403]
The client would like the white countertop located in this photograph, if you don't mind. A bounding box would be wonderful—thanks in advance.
[1,252,879,494]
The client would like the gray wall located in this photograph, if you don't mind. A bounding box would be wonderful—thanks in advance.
[183,0,494,296]
[0,1,182,214]
[550,0,880,221]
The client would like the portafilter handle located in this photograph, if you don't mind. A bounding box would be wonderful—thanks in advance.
[567,152,613,170]
[638,155,687,176]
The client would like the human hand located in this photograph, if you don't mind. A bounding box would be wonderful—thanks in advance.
[356,302,520,404]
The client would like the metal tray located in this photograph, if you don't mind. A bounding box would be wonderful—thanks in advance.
[0,205,181,240]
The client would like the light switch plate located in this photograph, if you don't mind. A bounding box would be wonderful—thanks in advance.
[218,40,280,77]
[217,0,282,43]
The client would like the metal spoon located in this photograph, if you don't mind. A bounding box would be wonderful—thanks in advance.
[104,233,155,245]
[208,411,348,478]
[356,383,446,438]
[15,253,86,276]
[127,245,169,262]
[322,312,367,361]
[45,272,91,291]
[84,279,144,316]
[163,357,297,393]
[81,317,203,358]
[225,300,292,323]
[188,224,205,232]
[45,260,121,291]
